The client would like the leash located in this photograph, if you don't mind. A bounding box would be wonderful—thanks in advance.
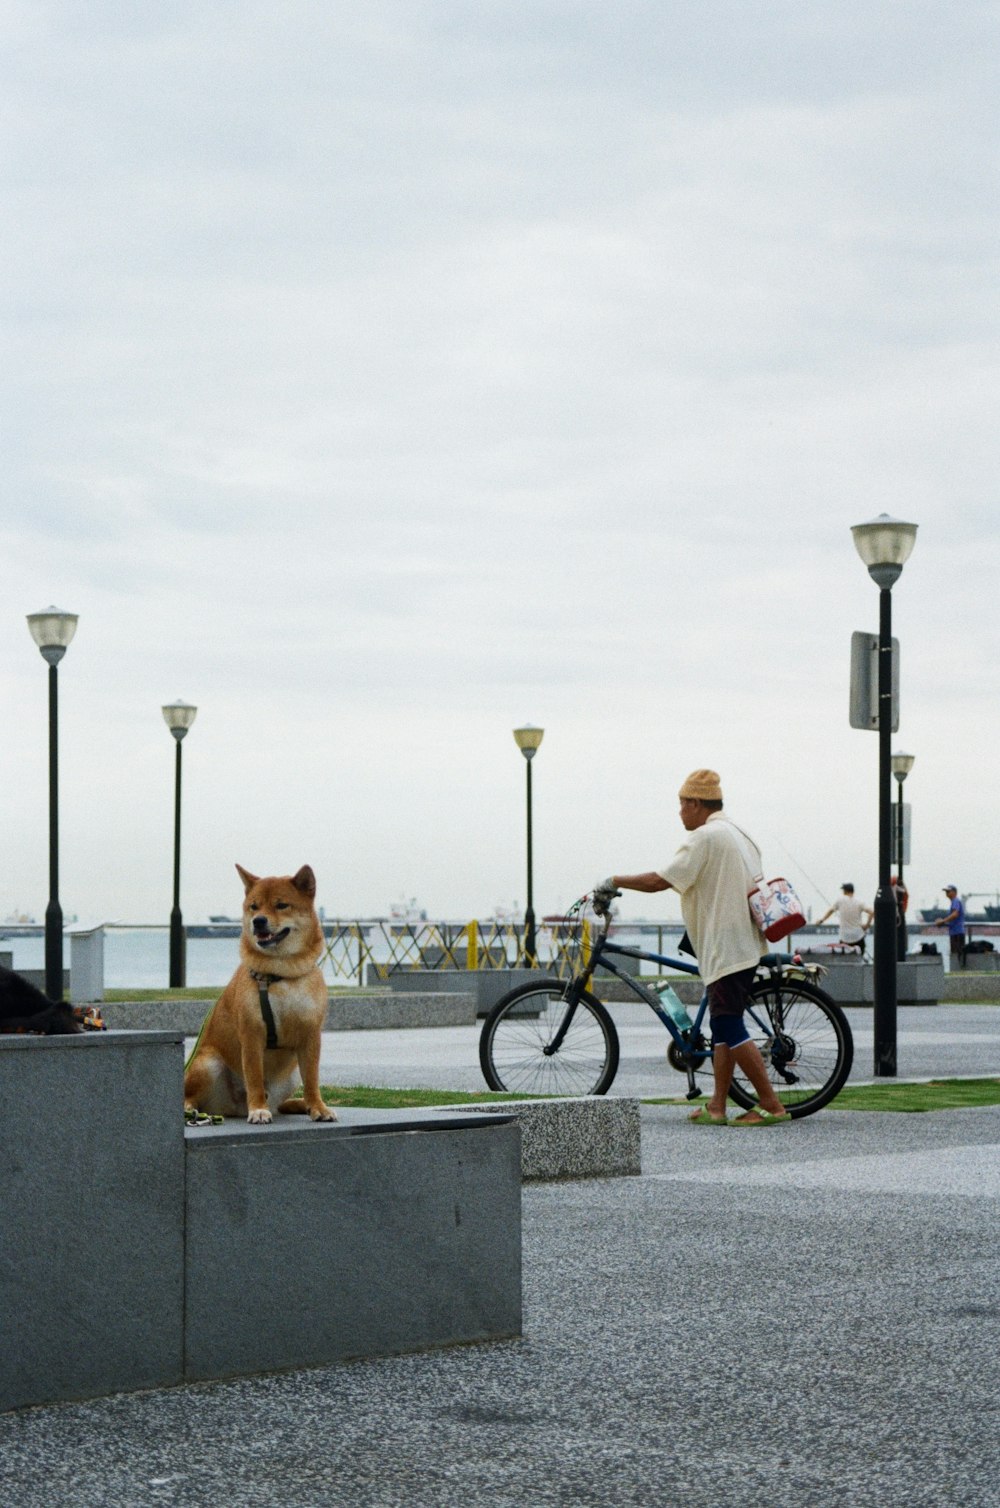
[249,969,280,1048]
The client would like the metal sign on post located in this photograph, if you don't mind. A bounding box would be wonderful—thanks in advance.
[893,802,911,867]
[849,630,900,731]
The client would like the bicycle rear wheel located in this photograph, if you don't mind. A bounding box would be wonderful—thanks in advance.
[479,978,620,1096]
[728,977,853,1118]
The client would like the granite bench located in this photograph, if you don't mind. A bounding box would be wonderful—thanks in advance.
[457,1095,641,1182]
[0,1032,521,1412]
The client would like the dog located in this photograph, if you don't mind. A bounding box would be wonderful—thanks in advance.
[183,864,336,1124]
[0,964,84,1035]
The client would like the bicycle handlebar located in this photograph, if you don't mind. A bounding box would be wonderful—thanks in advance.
[589,887,621,919]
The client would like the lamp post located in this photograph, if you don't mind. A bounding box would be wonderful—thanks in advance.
[512,724,544,966]
[851,513,918,1076]
[891,750,915,963]
[162,700,197,988]
[26,607,79,1001]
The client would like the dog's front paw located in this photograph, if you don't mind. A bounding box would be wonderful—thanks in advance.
[309,1103,337,1122]
[247,1107,272,1125]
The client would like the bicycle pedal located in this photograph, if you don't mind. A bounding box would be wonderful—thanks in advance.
[685,1087,702,1101]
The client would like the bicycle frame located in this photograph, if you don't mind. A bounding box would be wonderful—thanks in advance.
[566,918,801,1098]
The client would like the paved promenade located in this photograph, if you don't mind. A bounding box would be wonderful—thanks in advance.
[2,1006,999,1507]
[315,999,1000,1093]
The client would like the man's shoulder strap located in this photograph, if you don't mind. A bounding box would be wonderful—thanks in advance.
[715,817,763,879]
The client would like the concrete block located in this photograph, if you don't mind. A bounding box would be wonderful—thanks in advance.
[962,951,1000,973]
[183,1114,522,1380]
[100,991,478,1035]
[595,975,703,1005]
[368,966,473,992]
[327,991,476,1029]
[459,1096,642,1181]
[796,952,943,1006]
[99,1000,213,1034]
[68,926,105,1003]
[0,1031,186,1412]
[472,969,551,1016]
[370,967,557,1017]
[941,972,1000,1001]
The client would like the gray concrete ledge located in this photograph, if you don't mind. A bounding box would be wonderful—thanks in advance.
[375,967,560,1017]
[457,1096,641,1182]
[328,991,475,1029]
[184,1112,521,1383]
[941,972,1000,1000]
[98,990,477,1034]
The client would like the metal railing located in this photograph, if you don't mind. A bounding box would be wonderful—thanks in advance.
[319,917,592,985]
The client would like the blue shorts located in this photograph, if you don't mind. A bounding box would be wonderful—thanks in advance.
[710,1012,751,1048]
[707,965,756,1049]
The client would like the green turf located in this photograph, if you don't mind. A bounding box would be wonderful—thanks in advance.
[319,1085,550,1109]
[103,987,220,1001]
[643,1078,1000,1113]
[827,1078,1000,1112]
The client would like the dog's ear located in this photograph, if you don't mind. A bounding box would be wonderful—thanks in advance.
[292,865,316,898]
[235,864,259,893]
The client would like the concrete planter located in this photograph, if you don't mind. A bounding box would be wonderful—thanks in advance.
[373,967,558,1017]
[796,952,944,1006]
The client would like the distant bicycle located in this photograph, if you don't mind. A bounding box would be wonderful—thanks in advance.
[479,900,853,1118]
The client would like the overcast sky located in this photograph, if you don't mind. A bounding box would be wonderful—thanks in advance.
[2,1,998,927]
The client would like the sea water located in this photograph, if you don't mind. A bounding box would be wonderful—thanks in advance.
[0,925,951,991]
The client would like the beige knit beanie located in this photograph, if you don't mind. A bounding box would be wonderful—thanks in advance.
[678,768,723,802]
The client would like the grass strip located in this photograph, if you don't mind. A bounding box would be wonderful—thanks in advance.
[643,1078,1000,1113]
[826,1078,1000,1112]
[319,1084,551,1109]
[318,1080,1000,1113]
[103,987,220,1002]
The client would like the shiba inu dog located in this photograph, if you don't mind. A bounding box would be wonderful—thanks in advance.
[183,864,336,1124]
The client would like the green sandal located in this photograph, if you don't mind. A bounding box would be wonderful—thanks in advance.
[730,1109,790,1127]
[689,1107,729,1125]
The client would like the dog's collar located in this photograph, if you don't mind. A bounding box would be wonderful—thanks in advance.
[248,970,280,1050]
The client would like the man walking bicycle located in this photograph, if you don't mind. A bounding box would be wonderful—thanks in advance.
[594,768,789,1126]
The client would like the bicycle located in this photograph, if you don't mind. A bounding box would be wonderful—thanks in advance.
[479,900,854,1117]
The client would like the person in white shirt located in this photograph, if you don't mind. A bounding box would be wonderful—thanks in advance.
[816,884,872,954]
[593,768,789,1127]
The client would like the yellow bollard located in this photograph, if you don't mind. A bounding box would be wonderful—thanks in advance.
[466,920,479,972]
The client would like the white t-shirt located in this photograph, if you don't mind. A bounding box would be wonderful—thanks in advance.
[833,895,867,944]
[657,812,766,984]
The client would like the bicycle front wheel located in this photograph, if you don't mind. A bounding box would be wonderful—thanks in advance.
[729,977,853,1118]
[479,978,620,1096]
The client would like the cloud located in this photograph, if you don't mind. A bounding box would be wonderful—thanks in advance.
[1,0,997,923]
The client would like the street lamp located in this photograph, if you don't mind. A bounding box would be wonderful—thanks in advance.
[851,512,918,1076]
[26,606,79,1001]
[162,700,197,988]
[512,724,544,966]
[891,751,915,963]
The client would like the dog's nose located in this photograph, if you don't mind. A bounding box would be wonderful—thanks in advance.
[252,916,270,934]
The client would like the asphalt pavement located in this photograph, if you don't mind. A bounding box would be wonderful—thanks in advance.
[2,1005,999,1507]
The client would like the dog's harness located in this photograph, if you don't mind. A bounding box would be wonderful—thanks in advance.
[248,969,281,1049]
